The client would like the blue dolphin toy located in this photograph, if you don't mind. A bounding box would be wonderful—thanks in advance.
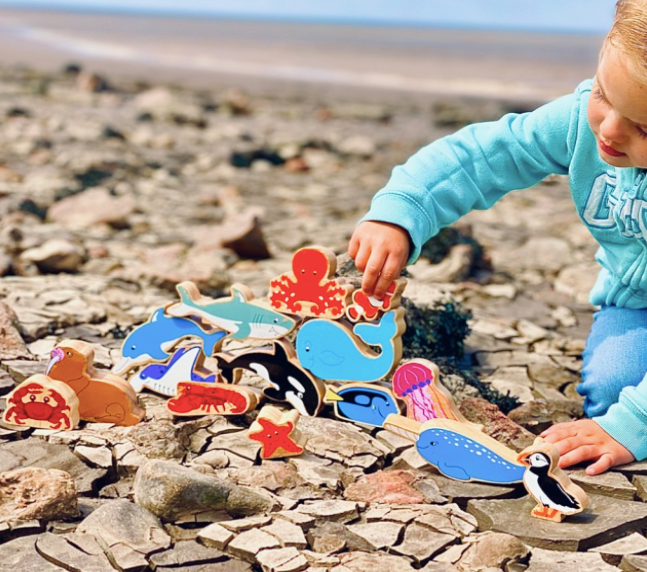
[113,308,226,375]
[296,309,405,382]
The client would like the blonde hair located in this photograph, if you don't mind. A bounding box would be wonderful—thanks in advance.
[606,0,647,81]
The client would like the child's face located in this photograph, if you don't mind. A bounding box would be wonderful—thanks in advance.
[588,43,647,168]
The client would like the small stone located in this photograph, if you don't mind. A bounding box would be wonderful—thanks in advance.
[149,540,228,568]
[198,523,234,550]
[390,523,454,563]
[275,511,315,530]
[343,470,425,504]
[296,500,359,523]
[569,469,636,500]
[526,547,618,571]
[0,535,68,571]
[20,239,87,273]
[590,532,647,566]
[633,476,647,502]
[455,531,528,572]
[261,518,308,548]
[74,445,113,469]
[48,187,135,229]
[35,532,114,572]
[256,547,308,572]
[414,504,478,538]
[622,554,647,571]
[0,302,32,361]
[345,522,403,550]
[227,529,281,562]
[219,515,273,532]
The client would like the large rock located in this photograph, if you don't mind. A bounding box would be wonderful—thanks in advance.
[133,459,275,521]
[0,467,78,522]
[20,239,87,273]
[468,494,647,550]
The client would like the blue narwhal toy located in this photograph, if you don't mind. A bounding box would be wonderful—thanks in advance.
[325,383,402,427]
[384,414,525,484]
[296,308,406,382]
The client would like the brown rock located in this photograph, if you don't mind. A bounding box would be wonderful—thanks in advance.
[0,302,32,361]
[343,470,425,504]
[47,187,135,229]
[508,399,584,434]
[458,397,536,451]
[0,467,78,522]
[198,210,271,260]
[455,532,528,572]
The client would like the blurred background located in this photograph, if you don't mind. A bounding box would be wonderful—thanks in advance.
[0,0,614,103]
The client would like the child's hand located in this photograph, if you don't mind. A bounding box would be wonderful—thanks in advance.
[348,221,410,299]
[540,419,634,475]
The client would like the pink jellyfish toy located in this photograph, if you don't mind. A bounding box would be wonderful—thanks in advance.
[391,359,467,424]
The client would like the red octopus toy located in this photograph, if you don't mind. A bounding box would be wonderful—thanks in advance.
[269,246,352,318]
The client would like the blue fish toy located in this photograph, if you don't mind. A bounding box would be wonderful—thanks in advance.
[384,415,525,484]
[296,308,405,382]
[325,384,401,427]
[113,308,226,375]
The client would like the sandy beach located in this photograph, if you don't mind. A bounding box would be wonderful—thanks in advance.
[0,7,603,104]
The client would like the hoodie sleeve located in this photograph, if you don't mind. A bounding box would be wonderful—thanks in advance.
[360,87,583,262]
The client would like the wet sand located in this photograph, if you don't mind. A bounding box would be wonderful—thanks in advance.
[0,7,603,104]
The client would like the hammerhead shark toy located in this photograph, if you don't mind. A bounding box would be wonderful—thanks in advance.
[167,281,298,341]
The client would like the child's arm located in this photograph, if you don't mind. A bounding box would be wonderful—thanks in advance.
[541,419,634,475]
[352,84,586,295]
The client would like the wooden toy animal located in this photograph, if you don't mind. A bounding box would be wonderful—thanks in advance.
[248,405,307,460]
[324,383,402,427]
[518,438,589,522]
[113,307,226,375]
[269,246,353,319]
[296,308,406,382]
[167,282,297,340]
[346,277,407,322]
[129,345,219,396]
[167,382,259,416]
[3,375,80,430]
[47,340,145,426]
[384,414,525,484]
[215,340,325,417]
[391,359,479,428]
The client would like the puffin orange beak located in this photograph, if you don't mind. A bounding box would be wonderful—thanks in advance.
[517,453,530,466]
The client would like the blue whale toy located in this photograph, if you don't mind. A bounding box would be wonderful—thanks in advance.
[296,309,405,382]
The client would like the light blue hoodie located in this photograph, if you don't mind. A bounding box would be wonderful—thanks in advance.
[361,79,647,460]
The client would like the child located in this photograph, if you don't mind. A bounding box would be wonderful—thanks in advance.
[349,0,647,476]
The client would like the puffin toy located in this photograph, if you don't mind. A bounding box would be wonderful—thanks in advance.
[517,438,589,522]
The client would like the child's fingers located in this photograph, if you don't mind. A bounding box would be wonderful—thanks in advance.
[348,233,360,260]
[354,244,371,273]
[586,453,615,476]
[557,444,598,468]
[361,251,386,297]
[540,421,576,438]
[373,254,401,299]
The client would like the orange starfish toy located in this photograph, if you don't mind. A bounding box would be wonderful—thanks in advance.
[248,405,306,459]
[47,339,144,426]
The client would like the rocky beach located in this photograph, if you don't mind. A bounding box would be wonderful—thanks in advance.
[1,12,646,572]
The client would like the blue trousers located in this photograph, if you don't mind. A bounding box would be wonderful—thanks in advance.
[578,305,647,418]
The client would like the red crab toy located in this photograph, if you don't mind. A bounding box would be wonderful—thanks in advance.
[3,375,80,430]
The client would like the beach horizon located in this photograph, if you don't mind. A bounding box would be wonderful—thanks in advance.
[0,6,603,105]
